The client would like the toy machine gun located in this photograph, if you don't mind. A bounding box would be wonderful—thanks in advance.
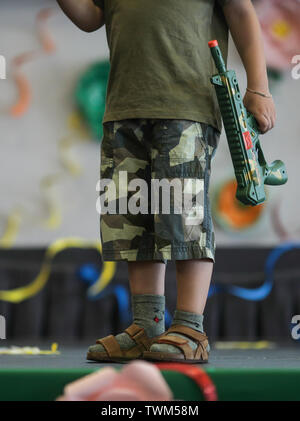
[208,40,287,206]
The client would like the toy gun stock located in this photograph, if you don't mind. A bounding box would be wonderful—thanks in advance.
[208,40,287,206]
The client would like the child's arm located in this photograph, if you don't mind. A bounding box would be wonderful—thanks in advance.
[56,0,104,32]
[221,0,276,134]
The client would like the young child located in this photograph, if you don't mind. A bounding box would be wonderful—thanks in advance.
[57,0,276,363]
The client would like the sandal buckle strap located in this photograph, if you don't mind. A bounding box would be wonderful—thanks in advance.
[125,324,151,350]
[168,325,208,344]
[96,335,122,358]
[156,335,188,346]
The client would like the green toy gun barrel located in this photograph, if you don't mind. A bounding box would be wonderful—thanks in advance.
[208,40,287,206]
[209,39,227,73]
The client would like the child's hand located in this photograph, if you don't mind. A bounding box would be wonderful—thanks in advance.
[243,91,276,134]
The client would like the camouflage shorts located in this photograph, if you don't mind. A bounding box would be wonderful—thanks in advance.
[99,119,220,263]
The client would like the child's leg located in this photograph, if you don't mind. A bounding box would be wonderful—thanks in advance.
[142,119,219,362]
[147,258,212,358]
[88,261,166,360]
[127,261,166,339]
[176,259,213,314]
[88,119,168,362]
[128,261,165,295]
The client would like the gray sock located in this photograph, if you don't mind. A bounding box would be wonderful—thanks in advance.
[88,294,165,353]
[150,309,210,354]
[132,294,165,338]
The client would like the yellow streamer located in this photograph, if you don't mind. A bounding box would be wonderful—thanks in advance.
[0,208,22,248]
[0,237,116,303]
[2,7,92,245]
[0,110,92,244]
[41,112,90,228]
[59,136,83,176]
[58,112,90,176]
[67,111,89,138]
[40,174,63,230]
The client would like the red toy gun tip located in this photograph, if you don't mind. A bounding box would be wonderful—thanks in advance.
[208,40,218,48]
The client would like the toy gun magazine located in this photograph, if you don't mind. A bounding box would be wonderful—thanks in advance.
[208,40,287,206]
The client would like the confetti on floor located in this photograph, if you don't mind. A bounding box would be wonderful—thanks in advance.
[213,341,277,350]
[0,343,60,355]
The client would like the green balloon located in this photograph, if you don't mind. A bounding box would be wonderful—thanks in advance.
[75,60,110,141]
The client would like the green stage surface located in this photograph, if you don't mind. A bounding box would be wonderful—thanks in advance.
[0,345,300,401]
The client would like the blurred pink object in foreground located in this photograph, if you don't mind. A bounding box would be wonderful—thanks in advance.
[57,361,173,401]
[254,0,300,70]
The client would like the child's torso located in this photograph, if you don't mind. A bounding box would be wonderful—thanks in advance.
[102,0,228,132]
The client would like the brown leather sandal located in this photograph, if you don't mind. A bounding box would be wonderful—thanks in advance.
[142,324,209,364]
[86,323,158,363]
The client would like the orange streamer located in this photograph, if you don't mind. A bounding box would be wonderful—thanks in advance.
[10,72,31,118]
[10,7,57,117]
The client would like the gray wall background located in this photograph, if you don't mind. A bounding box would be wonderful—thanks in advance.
[0,0,299,247]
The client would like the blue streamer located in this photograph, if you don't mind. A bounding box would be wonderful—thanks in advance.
[78,264,99,286]
[78,263,131,325]
[209,242,300,301]
[78,242,300,319]
[165,308,172,329]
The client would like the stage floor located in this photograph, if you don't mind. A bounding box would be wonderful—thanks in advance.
[1,344,300,369]
[0,344,300,401]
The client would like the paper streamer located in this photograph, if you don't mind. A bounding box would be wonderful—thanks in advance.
[1,9,96,248]
[0,237,116,303]
[10,7,56,117]
[1,8,59,242]
[208,242,300,301]
[58,112,89,176]
[0,110,91,244]
[40,112,90,229]
[0,208,23,249]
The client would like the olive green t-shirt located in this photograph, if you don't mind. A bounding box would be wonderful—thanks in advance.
[96,0,229,132]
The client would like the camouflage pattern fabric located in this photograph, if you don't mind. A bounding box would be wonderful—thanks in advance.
[99,119,220,263]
